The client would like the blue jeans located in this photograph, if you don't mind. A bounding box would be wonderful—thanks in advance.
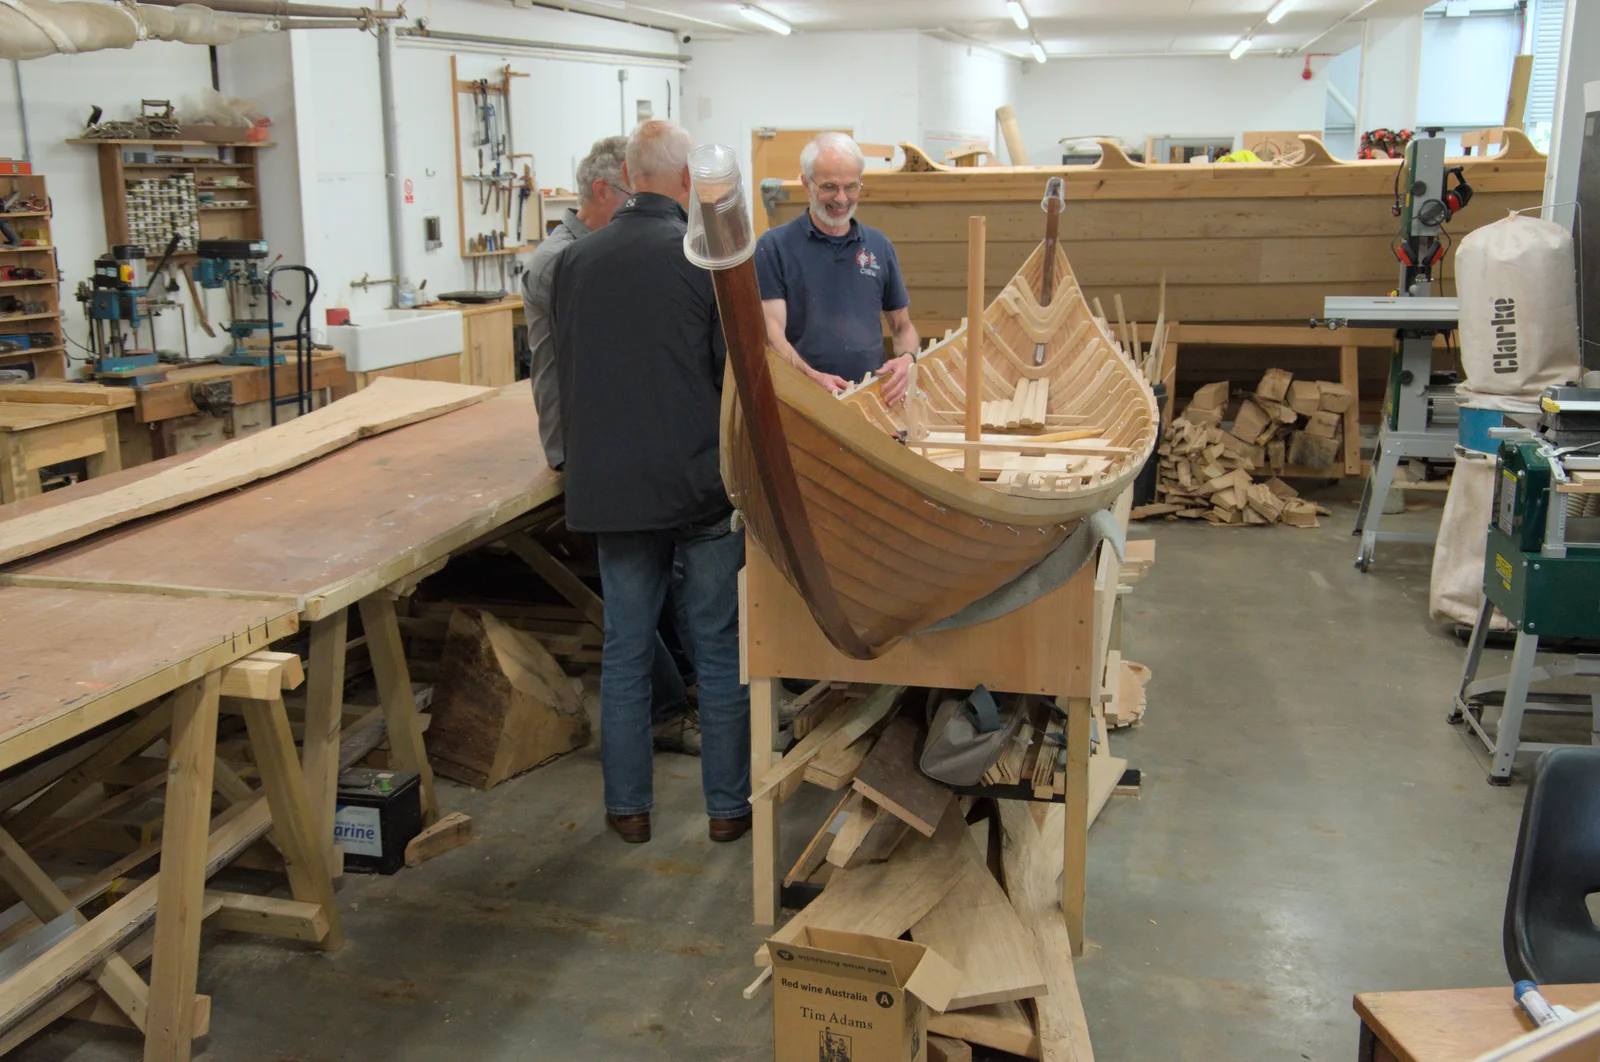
[596,521,749,818]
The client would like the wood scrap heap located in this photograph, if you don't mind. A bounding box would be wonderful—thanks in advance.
[1136,371,1343,527]
[754,684,1099,1061]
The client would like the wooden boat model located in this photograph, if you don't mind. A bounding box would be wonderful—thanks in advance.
[762,130,1548,333]
[687,149,1157,659]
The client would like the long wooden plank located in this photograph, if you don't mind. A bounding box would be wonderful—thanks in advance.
[929,999,1041,1059]
[911,823,1047,1009]
[757,796,963,967]
[851,714,949,838]
[999,800,1094,1062]
[0,824,157,1032]
[0,796,271,1035]
[0,377,494,567]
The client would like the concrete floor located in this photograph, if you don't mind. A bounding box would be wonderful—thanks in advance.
[19,492,1543,1062]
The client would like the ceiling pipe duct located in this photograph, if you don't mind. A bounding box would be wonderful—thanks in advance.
[275,17,378,27]
[394,25,688,64]
[135,0,401,20]
[0,1,277,60]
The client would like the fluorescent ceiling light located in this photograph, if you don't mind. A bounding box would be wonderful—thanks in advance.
[1229,36,1252,58]
[1030,40,1047,63]
[1265,0,1292,23]
[1007,0,1029,29]
[739,4,791,33]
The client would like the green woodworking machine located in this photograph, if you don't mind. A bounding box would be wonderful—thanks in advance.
[1453,386,1600,781]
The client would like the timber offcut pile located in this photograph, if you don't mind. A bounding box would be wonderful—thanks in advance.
[755,684,1095,1061]
[1135,371,1344,527]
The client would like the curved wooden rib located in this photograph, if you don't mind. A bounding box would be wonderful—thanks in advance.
[1289,135,1342,167]
[1093,140,1142,171]
[897,142,950,173]
[719,230,1159,658]
[1491,127,1542,161]
[711,262,877,660]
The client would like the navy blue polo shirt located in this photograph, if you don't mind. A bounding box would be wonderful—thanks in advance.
[754,212,909,383]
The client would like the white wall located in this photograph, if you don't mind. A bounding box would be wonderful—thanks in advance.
[683,30,922,194]
[1357,16,1423,134]
[1323,46,1361,159]
[0,46,218,373]
[916,37,1022,163]
[285,0,681,316]
[1011,55,1330,163]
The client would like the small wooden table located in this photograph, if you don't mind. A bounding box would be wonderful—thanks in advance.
[2,388,561,870]
[0,586,331,1061]
[1355,984,1600,1061]
[0,402,120,503]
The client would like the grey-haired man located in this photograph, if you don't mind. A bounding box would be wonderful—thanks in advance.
[523,134,698,758]
[522,134,631,469]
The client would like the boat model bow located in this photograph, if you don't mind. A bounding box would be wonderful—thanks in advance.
[685,146,1158,659]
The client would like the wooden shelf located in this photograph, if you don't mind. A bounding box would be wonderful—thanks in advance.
[0,312,60,324]
[199,204,254,211]
[0,344,63,359]
[0,212,49,220]
[67,138,275,147]
[123,162,253,171]
[0,246,54,254]
[462,246,536,258]
[0,279,54,288]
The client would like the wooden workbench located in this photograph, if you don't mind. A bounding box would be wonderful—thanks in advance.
[0,402,121,504]
[1355,984,1600,1061]
[0,353,350,469]
[0,388,561,871]
[0,587,339,1060]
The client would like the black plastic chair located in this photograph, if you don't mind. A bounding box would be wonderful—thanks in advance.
[1505,747,1600,983]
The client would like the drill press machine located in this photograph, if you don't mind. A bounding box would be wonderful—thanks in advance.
[192,238,280,366]
[78,235,182,386]
[1320,128,1475,571]
[1450,387,1600,782]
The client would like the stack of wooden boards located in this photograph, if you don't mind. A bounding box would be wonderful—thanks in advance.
[753,684,1095,1061]
[1135,372,1342,527]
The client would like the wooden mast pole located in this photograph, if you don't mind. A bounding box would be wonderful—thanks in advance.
[964,215,986,481]
[1039,179,1063,307]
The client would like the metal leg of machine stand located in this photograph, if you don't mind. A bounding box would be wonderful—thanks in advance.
[1449,596,1496,724]
[1488,630,1542,784]
[1355,439,1402,572]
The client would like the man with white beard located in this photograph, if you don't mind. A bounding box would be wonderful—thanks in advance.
[753,132,920,405]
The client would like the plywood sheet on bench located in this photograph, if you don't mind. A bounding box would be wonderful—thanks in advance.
[0,377,495,566]
[0,587,297,771]
[5,392,560,618]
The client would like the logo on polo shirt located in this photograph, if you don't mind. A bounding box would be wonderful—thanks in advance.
[854,248,880,277]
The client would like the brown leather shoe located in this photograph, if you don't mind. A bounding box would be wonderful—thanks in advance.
[708,813,752,843]
[606,813,651,844]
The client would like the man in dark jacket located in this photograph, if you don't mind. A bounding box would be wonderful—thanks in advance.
[551,120,750,845]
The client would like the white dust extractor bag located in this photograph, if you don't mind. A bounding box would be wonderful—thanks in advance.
[1429,445,1510,630]
[1455,212,1581,412]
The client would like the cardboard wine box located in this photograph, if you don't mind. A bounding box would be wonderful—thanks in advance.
[769,927,961,1062]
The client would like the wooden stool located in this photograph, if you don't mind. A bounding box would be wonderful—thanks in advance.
[0,402,121,503]
[743,540,1099,953]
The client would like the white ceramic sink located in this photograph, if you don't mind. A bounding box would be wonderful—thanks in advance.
[326,308,464,372]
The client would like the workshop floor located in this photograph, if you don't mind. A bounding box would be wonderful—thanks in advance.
[19,492,1538,1062]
